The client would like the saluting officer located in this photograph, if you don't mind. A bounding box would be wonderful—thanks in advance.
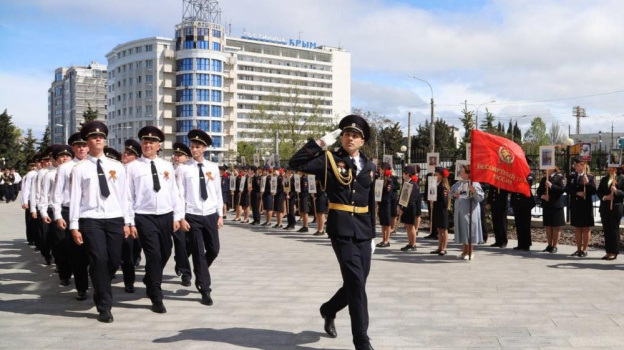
[126,126,184,313]
[177,129,224,306]
[172,142,193,287]
[289,114,376,350]
[52,133,90,300]
[69,121,130,323]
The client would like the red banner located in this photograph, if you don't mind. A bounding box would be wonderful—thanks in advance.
[470,130,531,197]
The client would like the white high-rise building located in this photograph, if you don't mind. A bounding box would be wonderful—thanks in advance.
[105,37,177,152]
[48,63,107,144]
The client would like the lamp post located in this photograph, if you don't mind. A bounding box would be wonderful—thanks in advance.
[55,123,69,144]
[509,115,529,142]
[611,115,624,149]
[408,76,434,152]
[469,100,496,130]
[400,145,407,169]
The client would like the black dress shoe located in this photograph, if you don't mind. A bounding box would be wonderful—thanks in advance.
[60,279,70,286]
[297,227,309,233]
[76,291,88,301]
[551,246,558,253]
[489,243,500,248]
[44,257,52,265]
[320,310,337,338]
[98,310,114,323]
[124,285,135,293]
[261,222,270,226]
[356,344,375,350]
[571,250,580,257]
[181,275,192,287]
[151,302,167,314]
[201,293,213,306]
[500,244,507,248]
[542,245,553,253]
[313,231,325,236]
[424,234,438,239]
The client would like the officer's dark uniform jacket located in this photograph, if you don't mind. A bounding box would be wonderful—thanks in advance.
[536,173,565,208]
[487,186,509,209]
[289,140,376,240]
[597,174,624,213]
[221,172,230,206]
[565,171,596,211]
[510,172,536,210]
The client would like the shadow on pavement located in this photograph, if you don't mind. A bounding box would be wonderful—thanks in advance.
[153,327,347,350]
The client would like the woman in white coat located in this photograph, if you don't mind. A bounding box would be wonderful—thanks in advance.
[451,165,484,260]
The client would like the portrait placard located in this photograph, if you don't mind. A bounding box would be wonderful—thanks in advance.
[608,149,622,168]
[458,180,470,199]
[427,176,438,202]
[218,153,224,165]
[398,182,413,207]
[539,145,556,170]
[238,175,247,191]
[229,175,236,191]
[579,143,591,162]
[308,174,317,194]
[427,152,440,173]
[374,179,384,202]
[240,156,247,166]
[294,174,301,192]
[253,153,260,166]
[466,143,471,161]
[260,175,266,193]
[382,154,393,168]
[270,176,277,194]
[455,160,469,180]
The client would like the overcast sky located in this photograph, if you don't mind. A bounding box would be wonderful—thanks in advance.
[1,0,624,141]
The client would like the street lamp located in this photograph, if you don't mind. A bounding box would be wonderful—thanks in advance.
[0,157,5,168]
[470,100,496,130]
[509,115,529,142]
[611,115,624,148]
[55,123,69,144]
[408,75,434,152]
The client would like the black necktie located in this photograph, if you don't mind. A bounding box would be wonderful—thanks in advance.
[350,158,358,175]
[198,163,208,200]
[151,161,161,192]
[97,159,110,198]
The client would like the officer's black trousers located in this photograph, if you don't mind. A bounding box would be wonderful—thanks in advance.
[514,206,532,249]
[120,236,136,288]
[322,235,371,348]
[63,207,89,293]
[480,201,488,242]
[39,208,53,260]
[53,210,72,281]
[601,206,623,255]
[186,213,219,294]
[25,206,36,244]
[136,212,173,303]
[172,229,192,279]
[492,207,508,245]
[287,197,296,226]
[80,217,124,312]
[251,193,261,222]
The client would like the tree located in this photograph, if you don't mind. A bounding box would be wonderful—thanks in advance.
[522,117,550,154]
[351,109,394,159]
[479,109,496,132]
[0,109,19,169]
[379,122,404,158]
[236,141,257,163]
[457,107,475,159]
[249,85,333,160]
[83,103,99,122]
[506,121,513,138]
[39,126,51,152]
[513,122,522,144]
[412,119,458,161]
[549,122,566,144]
[15,129,38,174]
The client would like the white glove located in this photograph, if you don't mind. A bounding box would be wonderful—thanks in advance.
[320,129,341,148]
[371,239,376,254]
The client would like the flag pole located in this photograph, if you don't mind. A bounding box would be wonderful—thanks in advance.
[468,180,473,261]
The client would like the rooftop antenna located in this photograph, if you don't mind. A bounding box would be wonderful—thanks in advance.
[182,0,221,24]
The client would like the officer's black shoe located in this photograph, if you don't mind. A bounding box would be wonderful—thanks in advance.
[356,344,375,350]
[201,292,213,306]
[551,246,558,253]
[250,221,258,225]
[261,222,270,226]
[401,244,416,252]
[124,285,135,293]
[320,310,337,338]
[297,227,309,233]
[423,234,437,239]
[97,310,114,323]
[44,257,52,266]
[60,279,70,286]
[151,302,167,314]
[313,231,325,236]
[76,291,88,301]
[542,245,553,253]
[28,242,34,246]
[181,275,192,287]
[284,225,295,231]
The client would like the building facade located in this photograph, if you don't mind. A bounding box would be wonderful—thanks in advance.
[48,63,107,144]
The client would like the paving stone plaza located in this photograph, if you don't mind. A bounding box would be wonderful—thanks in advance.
[1,200,624,350]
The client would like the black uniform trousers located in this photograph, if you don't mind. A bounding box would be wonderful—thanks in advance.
[601,205,622,255]
[39,208,53,260]
[321,235,372,347]
[63,207,89,293]
[514,206,532,249]
[120,236,136,288]
[80,217,124,312]
[186,213,220,294]
[135,213,173,303]
[492,206,508,246]
[251,192,261,222]
[479,201,488,242]
[173,229,192,279]
[286,195,296,227]
[25,204,36,245]
[52,209,72,281]
[4,184,14,202]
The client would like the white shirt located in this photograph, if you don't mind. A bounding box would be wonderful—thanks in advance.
[69,154,129,230]
[126,156,184,225]
[38,167,57,218]
[30,168,50,214]
[21,170,37,206]
[52,158,80,221]
[176,158,223,217]
[13,172,21,184]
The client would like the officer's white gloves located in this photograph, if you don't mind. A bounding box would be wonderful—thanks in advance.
[319,129,341,149]
[371,239,376,254]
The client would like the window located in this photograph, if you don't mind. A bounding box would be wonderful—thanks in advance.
[177,105,193,117]
[136,61,142,69]
[211,90,222,102]
[136,106,142,115]
[197,105,209,116]
[211,105,222,117]
[211,60,222,72]
[177,73,193,86]
[197,120,209,130]
[146,90,153,100]
[184,41,194,49]
[196,73,209,86]
[212,42,221,51]
[145,105,153,116]
[176,120,193,132]
[137,91,142,98]
[145,74,153,83]
[129,77,133,85]
[145,59,153,68]
[129,92,133,100]
[212,136,222,148]
[197,41,209,49]
[196,89,209,101]
[135,46,142,54]
[122,108,127,116]
[211,120,222,133]
[196,58,209,70]
[184,26,193,35]
[213,29,221,38]
[176,89,193,102]
[145,44,153,52]
[55,73,63,82]
[137,76,142,83]
[55,86,62,95]
[177,58,193,71]
[176,135,190,147]
[211,75,222,87]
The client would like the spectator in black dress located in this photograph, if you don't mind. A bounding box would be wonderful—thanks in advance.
[597,165,624,260]
[431,167,450,255]
[565,158,596,257]
[536,167,565,253]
